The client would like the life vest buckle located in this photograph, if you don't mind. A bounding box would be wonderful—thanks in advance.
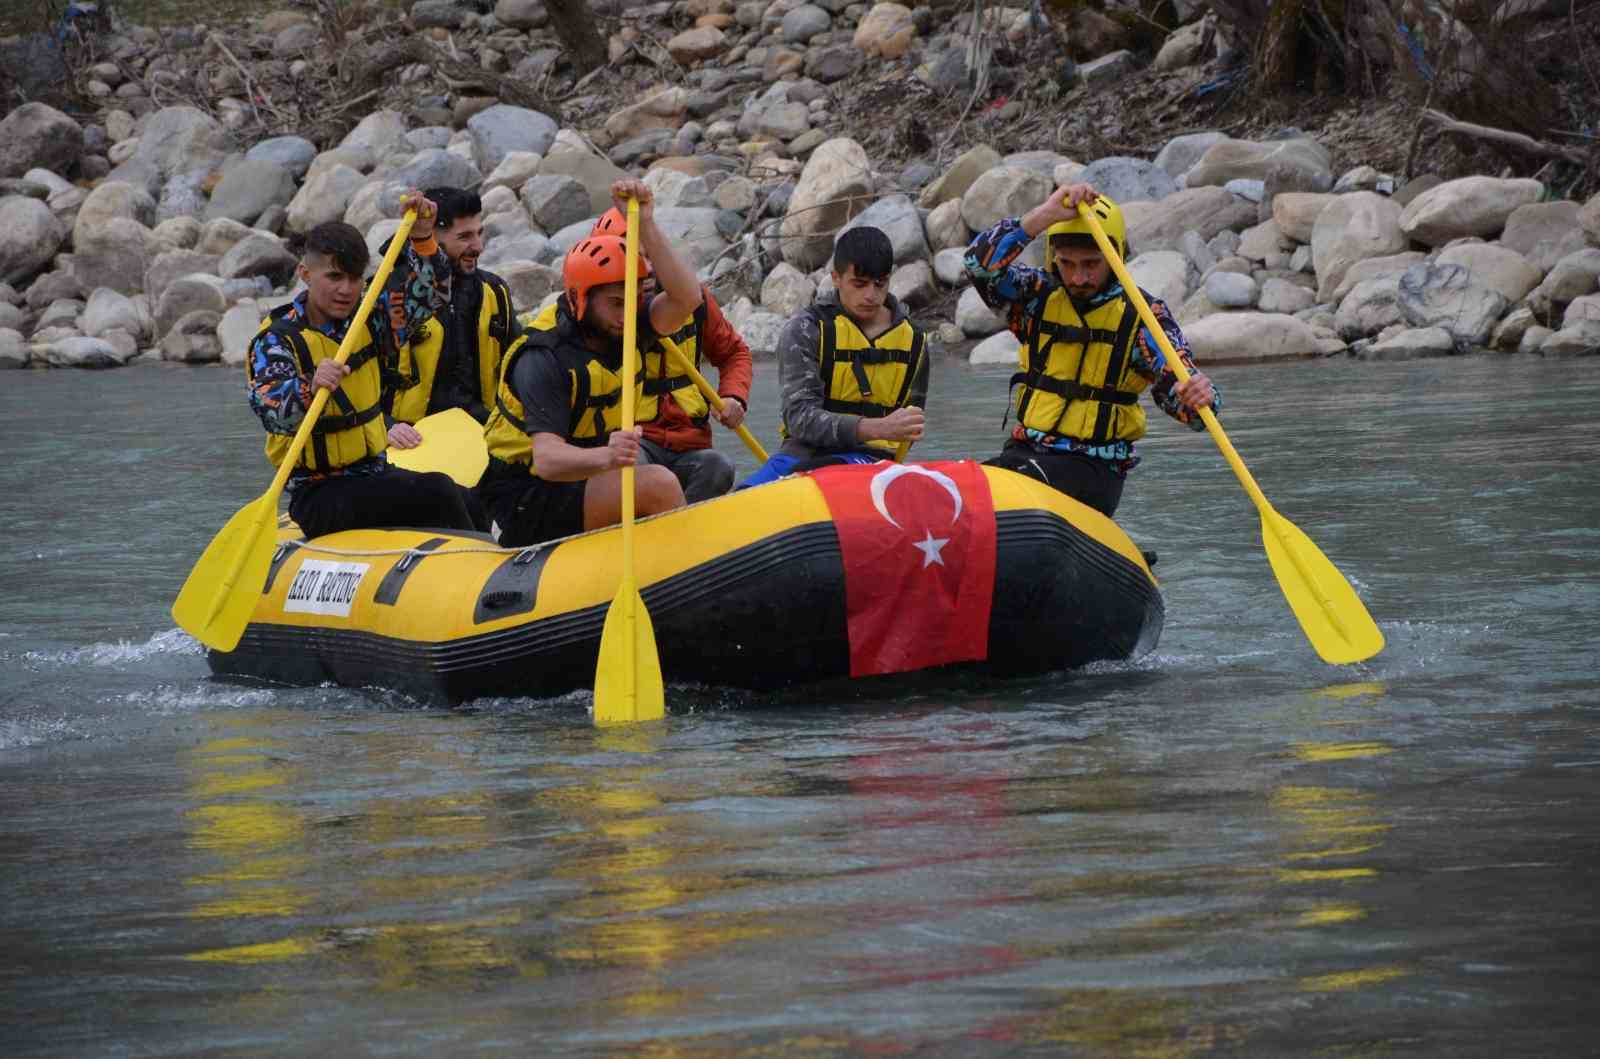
[513,546,544,566]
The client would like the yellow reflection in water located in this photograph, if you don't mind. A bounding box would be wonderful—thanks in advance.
[1292,742,1393,762]
[1019,988,1233,1057]
[1297,904,1366,926]
[186,936,318,964]
[1298,965,1409,992]
[1311,682,1389,702]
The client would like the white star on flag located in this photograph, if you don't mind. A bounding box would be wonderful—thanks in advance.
[913,530,949,568]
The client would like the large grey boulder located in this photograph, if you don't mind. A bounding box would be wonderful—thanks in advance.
[144,250,221,303]
[81,288,145,339]
[1500,200,1581,259]
[1398,176,1543,247]
[246,136,317,180]
[285,164,367,233]
[106,106,228,196]
[0,328,26,368]
[924,198,970,252]
[74,181,156,242]
[1529,248,1600,316]
[1397,261,1509,347]
[1152,131,1229,179]
[339,110,408,160]
[780,137,875,269]
[1183,311,1333,362]
[520,174,592,234]
[43,335,134,368]
[160,309,224,362]
[494,0,548,30]
[76,219,159,295]
[1311,192,1408,302]
[1127,250,1189,309]
[1539,320,1600,356]
[1579,191,1600,244]
[1123,186,1258,253]
[219,233,298,285]
[918,144,1001,209]
[956,285,1005,337]
[205,159,297,224]
[155,274,227,338]
[1435,242,1542,305]
[1330,251,1427,304]
[497,260,562,311]
[969,329,1021,365]
[961,165,1052,234]
[390,148,482,191]
[1184,137,1333,191]
[1335,275,1407,339]
[218,300,265,366]
[197,217,254,257]
[0,103,84,179]
[760,261,816,317]
[1078,157,1180,204]
[652,208,729,270]
[1271,192,1336,243]
[836,194,928,265]
[1362,326,1455,361]
[0,196,66,285]
[537,146,629,215]
[1258,277,1317,315]
[468,105,559,176]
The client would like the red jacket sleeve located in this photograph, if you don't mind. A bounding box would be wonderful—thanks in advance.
[698,290,753,405]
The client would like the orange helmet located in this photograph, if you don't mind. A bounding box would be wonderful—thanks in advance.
[563,235,651,321]
[590,207,625,237]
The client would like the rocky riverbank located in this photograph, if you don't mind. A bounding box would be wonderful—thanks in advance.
[0,0,1597,370]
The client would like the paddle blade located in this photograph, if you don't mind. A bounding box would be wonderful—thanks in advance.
[386,408,489,487]
[170,493,280,652]
[593,582,665,726]
[1261,508,1385,665]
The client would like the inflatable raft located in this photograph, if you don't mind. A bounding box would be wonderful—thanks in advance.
[208,463,1163,704]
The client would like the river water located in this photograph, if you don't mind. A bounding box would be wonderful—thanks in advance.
[3,355,1598,1056]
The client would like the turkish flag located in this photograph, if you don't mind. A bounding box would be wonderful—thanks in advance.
[809,460,997,677]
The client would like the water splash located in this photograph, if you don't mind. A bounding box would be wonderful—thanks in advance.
[22,627,202,668]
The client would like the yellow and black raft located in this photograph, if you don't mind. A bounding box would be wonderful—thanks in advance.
[208,468,1164,703]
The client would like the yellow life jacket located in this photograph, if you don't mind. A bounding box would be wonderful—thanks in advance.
[1010,287,1149,444]
[642,303,710,421]
[483,301,662,473]
[248,310,387,472]
[782,304,926,455]
[387,270,515,425]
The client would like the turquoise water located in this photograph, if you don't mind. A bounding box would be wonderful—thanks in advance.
[2,355,1598,1055]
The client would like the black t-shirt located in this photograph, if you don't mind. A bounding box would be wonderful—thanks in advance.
[508,302,658,440]
[509,347,586,438]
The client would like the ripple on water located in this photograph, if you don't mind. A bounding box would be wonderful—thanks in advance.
[20,627,203,669]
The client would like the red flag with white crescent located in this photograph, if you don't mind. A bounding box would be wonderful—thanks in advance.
[809,460,997,677]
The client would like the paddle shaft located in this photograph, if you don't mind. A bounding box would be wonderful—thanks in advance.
[1071,206,1272,511]
[1076,203,1379,659]
[619,199,642,707]
[656,335,769,464]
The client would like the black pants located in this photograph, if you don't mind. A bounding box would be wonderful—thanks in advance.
[288,466,478,540]
[985,439,1126,517]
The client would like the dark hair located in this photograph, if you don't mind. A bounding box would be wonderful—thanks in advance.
[1048,232,1101,254]
[301,221,369,277]
[833,226,894,281]
[424,186,482,230]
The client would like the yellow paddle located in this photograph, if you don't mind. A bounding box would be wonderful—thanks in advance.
[656,334,768,463]
[172,209,420,652]
[1076,203,1384,665]
[386,407,490,487]
[592,197,666,725]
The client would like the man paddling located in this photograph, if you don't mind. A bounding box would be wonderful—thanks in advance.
[740,226,929,488]
[385,186,517,445]
[580,207,753,502]
[245,195,476,539]
[479,180,701,546]
[964,185,1219,518]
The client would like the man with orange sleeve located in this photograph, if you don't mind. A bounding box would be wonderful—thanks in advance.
[589,208,753,502]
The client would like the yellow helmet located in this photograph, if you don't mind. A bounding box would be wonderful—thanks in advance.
[1043,194,1126,269]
